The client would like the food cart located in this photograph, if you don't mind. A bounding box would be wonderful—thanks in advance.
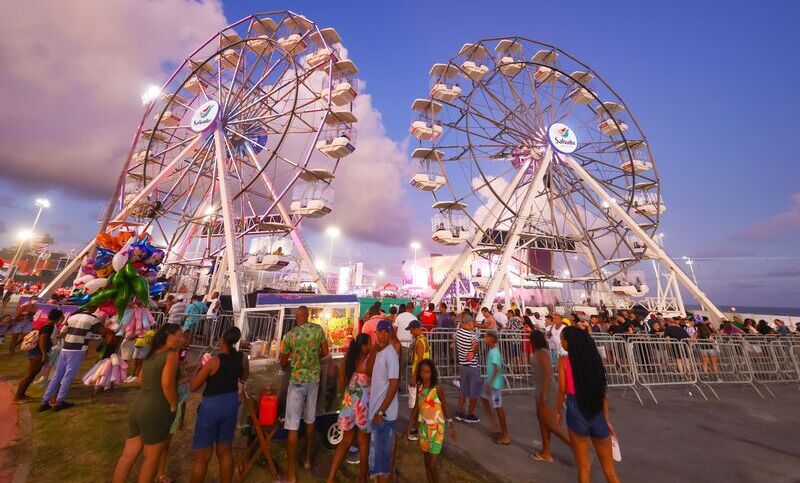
[240,293,360,447]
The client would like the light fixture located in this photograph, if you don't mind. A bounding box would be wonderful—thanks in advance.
[378,270,385,277]
[35,198,50,208]
[409,241,421,250]
[326,226,341,238]
[17,230,33,241]
[141,84,162,105]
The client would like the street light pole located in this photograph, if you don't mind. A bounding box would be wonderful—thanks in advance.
[410,242,421,286]
[326,226,340,270]
[7,198,49,280]
[683,257,703,310]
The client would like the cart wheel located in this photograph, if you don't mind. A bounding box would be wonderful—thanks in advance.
[324,420,343,448]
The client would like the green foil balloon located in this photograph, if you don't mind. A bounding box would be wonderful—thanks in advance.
[123,262,138,281]
[131,274,151,307]
[114,285,131,319]
[87,287,118,307]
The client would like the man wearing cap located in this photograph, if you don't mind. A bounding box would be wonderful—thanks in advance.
[368,320,399,482]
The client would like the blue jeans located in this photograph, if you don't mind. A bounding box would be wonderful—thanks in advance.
[42,349,85,404]
[369,418,395,476]
[192,392,240,448]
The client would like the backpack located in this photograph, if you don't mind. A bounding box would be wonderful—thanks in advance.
[21,330,40,351]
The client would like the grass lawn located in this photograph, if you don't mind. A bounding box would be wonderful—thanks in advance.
[0,340,497,482]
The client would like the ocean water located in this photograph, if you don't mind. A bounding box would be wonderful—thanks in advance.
[687,305,800,317]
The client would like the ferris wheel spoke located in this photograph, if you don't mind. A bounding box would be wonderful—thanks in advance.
[226,54,299,119]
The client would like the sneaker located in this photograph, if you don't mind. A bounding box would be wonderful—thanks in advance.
[464,414,481,424]
[37,403,51,413]
[454,412,465,422]
[53,401,75,412]
[407,430,419,441]
[346,453,360,465]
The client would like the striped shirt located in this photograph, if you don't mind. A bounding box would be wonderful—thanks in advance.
[62,313,100,351]
[455,328,478,367]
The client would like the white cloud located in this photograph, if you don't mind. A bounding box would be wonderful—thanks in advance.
[0,0,227,197]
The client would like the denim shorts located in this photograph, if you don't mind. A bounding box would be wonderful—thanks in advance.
[284,382,318,430]
[565,395,610,439]
[481,386,503,409]
[369,418,395,476]
[192,392,240,449]
[459,365,482,399]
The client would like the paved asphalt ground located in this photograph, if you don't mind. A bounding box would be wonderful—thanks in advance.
[399,382,800,483]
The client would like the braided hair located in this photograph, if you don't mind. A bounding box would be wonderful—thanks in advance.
[562,326,607,418]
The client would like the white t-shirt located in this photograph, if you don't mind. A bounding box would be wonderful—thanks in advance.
[394,311,418,347]
[493,311,509,330]
[546,324,565,355]
[532,316,545,330]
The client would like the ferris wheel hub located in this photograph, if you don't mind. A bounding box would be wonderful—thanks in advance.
[547,122,578,154]
[190,100,221,133]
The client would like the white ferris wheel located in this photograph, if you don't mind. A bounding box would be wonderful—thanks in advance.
[43,11,360,311]
[409,37,723,320]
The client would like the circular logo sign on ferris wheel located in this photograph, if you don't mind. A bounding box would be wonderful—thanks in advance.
[190,100,220,133]
[548,123,578,154]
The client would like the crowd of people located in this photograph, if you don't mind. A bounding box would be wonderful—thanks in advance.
[2,293,798,483]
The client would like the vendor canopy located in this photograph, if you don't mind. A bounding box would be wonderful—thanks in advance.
[255,292,358,307]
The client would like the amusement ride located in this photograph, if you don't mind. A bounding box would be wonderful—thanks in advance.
[42,11,360,312]
[408,37,723,320]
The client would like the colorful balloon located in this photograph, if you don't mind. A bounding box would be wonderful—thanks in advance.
[149,281,171,296]
[112,237,135,272]
[84,277,109,295]
[128,242,153,263]
[143,249,165,267]
[131,275,151,307]
[123,262,139,280]
[96,232,115,250]
[88,287,118,307]
[96,301,117,318]
[114,285,132,320]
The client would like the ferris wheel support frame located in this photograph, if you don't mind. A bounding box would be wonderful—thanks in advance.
[39,135,202,299]
[243,143,329,294]
[563,155,723,323]
[213,127,246,313]
[480,150,553,316]
[430,155,535,305]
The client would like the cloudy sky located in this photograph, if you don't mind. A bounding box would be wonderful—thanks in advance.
[2,0,799,308]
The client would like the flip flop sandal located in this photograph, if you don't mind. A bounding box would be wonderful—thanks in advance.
[530,452,554,463]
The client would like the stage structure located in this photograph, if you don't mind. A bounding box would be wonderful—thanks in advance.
[408,37,723,321]
[42,11,360,312]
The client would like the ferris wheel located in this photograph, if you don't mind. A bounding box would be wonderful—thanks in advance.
[43,11,360,311]
[410,37,722,320]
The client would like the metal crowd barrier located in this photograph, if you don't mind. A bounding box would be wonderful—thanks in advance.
[629,339,705,404]
[592,337,642,404]
[688,338,763,399]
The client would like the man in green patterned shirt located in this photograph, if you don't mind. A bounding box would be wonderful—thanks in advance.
[279,305,328,482]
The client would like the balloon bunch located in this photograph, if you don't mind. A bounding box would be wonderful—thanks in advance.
[82,354,128,390]
[69,230,167,308]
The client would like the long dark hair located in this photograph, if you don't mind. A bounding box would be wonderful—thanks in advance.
[146,323,182,360]
[530,329,548,351]
[344,333,370,383]
[221,326,241,354]
[415,358,438,388]
[563,326,606,418]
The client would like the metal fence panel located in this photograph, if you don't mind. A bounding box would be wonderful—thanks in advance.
[630,339,703,404]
